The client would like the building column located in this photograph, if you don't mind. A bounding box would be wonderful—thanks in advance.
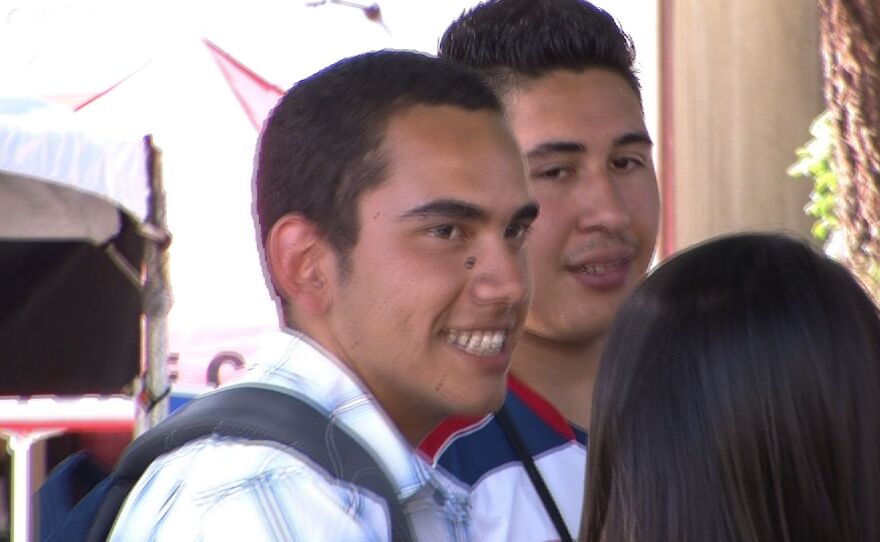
[658,0,825,255]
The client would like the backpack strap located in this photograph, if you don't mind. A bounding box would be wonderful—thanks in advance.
[87,385,414,541]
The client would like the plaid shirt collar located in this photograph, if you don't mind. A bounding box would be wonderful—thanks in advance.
[238,330,459,503]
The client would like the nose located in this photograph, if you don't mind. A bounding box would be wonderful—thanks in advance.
[470,242,531,308]
[576,170,632,233]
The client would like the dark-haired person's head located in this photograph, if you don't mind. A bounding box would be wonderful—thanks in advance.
[583,232,880,542]
[441,1,659,381]
[255,50,538,446]
[439,0,639,101]
[256,50,501,272]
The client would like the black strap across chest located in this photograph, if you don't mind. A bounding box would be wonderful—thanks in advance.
[87,385,414,541]
[495,404,575,542]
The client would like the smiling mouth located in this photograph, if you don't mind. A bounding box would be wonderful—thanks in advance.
[443,329,506,356]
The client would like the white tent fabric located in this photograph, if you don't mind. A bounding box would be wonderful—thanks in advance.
[0,97,149,224]
[0,94,154,398]
[0,171,120,243]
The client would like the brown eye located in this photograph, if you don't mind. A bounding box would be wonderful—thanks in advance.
[532,165,575,181]
[428,224,464,240]
[610,156,644,171]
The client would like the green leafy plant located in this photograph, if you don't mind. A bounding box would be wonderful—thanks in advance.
[789,112,880,302]
[787,110,838,243]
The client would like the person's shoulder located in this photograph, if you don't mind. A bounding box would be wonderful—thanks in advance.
[110,436,388,541]
[114,435,320,519]
[154,433,315,482]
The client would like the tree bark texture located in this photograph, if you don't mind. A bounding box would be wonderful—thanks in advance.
[818,0,880,300]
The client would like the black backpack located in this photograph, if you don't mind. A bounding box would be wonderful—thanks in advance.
[40,385,414,541]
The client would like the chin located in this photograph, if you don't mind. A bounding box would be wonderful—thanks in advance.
[565,325,613,346]
[562,308,616,336]
[525,316,609,341]
[456,388,506,417]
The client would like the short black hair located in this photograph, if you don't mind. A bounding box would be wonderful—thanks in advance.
[439,0,639,99]
[255,49,501,272]
[584,233,880,541]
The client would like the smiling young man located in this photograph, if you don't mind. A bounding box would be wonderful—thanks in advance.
[419,1,661,541]
[108,50,538,541]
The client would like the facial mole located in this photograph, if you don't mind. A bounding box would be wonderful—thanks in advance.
[464,256,476,269]
[435,373,447,391]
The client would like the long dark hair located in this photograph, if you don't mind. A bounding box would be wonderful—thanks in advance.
[583,233,880,542]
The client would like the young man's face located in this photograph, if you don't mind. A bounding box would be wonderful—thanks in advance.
[322,104,537,444]
[504,69,660,346]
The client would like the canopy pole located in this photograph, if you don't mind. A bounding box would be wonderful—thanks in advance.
[136,135,173,434]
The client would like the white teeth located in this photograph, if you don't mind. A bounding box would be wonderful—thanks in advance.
[444,329,506,356]
[579,260,624,275]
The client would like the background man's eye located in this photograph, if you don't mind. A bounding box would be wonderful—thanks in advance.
[533,166,574,181]
[430,224,463,239]
[611,157,643,171]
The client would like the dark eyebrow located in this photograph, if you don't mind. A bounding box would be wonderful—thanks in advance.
[398,199,488,222]
[397,199,539,224]
[614,131,654,147]
[512,201,540,223]
[525,132,654,161]
[525,141,585,160]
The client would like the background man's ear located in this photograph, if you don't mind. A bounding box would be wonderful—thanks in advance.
[267,214,333,315]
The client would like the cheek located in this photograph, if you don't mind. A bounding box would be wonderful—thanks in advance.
[372,256,469,320]
[526,210,569,271]
[530,189,572,245]
[519,250,534,292]
[525,238,555,286]
[621,182,661,237]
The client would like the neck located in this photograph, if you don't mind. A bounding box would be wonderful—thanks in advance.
[395,414,436,448]
[293,326,431,448]
[509,331,604,429]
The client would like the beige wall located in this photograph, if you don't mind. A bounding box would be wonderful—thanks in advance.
[660,0,825,255]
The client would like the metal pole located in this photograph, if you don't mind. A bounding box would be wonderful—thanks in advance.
[2,429,62,542]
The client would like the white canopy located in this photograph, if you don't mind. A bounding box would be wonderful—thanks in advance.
[0,96,149,232]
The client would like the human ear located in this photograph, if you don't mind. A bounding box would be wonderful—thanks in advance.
[266,214,331,315]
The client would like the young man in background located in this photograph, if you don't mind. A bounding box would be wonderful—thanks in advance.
[421,2,660,540]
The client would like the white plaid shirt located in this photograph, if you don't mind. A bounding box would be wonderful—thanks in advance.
[109,332,470,541]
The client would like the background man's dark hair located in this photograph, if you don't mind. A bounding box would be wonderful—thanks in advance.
[255,49,501,275]
[584,233,880,541]
[439,0,639,100]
